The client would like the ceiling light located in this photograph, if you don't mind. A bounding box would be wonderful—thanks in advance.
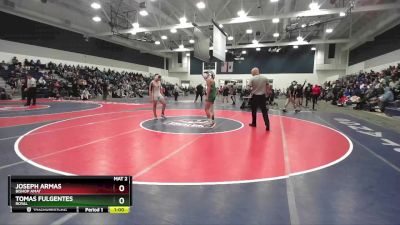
[225,49,228,52]
[252,39,259,45]
[209,47,214,50]
[301,24,306,28]
[246,29,253,34]
[92,16,101,22]
[219,24,223,28]
[311,47,316,51]
[139,9,148,16]
[293,45,299,49]
[309,2,320,11]
[196,1,206,9]
[161,35,167,40]
[326,28,333,33]
[155,41,160,45]
[339,12,346,17]
[189,39,195,44]
[237,10,246,17]
[179,17,187,24]
[270,0,279,2]
[256,47,261,51]
[242,50,247,54]
[272,18,280,23]
[90,2,101,9]
[228,36,234,40]
[297,36,304,42]
[170,28,177,33]
[186,53,190,56]
[273,32,279,37]
[179,44,184,49]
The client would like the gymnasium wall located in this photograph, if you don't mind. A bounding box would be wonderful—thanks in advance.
[347,48,400,74]
[167,45,316,89]
[347,22,400,74]
[0,11,165,69]
[169,43,350,89]
[169,71,317,90]
[189,46,315,75]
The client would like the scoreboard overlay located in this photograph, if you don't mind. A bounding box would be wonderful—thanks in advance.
[8,176,132,213]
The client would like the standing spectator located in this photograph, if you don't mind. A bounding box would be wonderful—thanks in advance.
[267,86,275,105]
[194,84,204,103]
[173,83,180,101]
[222,81,230,103]
[311,84,321,110]
[304,83,312,107]
[20,77,27,100]
[25,74,37,106]
[102,81,108,101]
[230,82,237,105]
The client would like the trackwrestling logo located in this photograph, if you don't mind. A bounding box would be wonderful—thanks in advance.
[164,119,211,128]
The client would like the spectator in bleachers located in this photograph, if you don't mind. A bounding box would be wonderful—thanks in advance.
[0,87,9,100]
[38,76,46,87]
[11,57,18,65]
[370,86,394,112]
[0,56,173,100]
[322,63,399,111]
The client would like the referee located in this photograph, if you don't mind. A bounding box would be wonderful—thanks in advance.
[25,74,37,106]
[249,67,270,131]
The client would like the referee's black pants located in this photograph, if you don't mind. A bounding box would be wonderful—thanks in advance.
[26,87,37,106]
[251,94,270,128]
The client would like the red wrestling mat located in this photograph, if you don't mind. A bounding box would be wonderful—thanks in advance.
[16,109,352,185]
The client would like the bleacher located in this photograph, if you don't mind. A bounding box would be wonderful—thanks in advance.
[0,63,51,98]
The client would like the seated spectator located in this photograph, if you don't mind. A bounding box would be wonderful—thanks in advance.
[0,87,9,100]
[11,56,18,65]
[23,59,29,66]
[38,76,46,87]
[81,88,90,100]
[377,86,394,112]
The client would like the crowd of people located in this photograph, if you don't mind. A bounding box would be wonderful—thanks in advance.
[321,64,399,112]
[276,64,399,113]
[0,57,172,101]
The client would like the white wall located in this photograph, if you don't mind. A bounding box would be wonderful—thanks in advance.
[347,48,400,74]
[0,39,172,78]
[170,72,318,90]
[313,43,347,84]
[169,52,189,73]
[168,44,349,89]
